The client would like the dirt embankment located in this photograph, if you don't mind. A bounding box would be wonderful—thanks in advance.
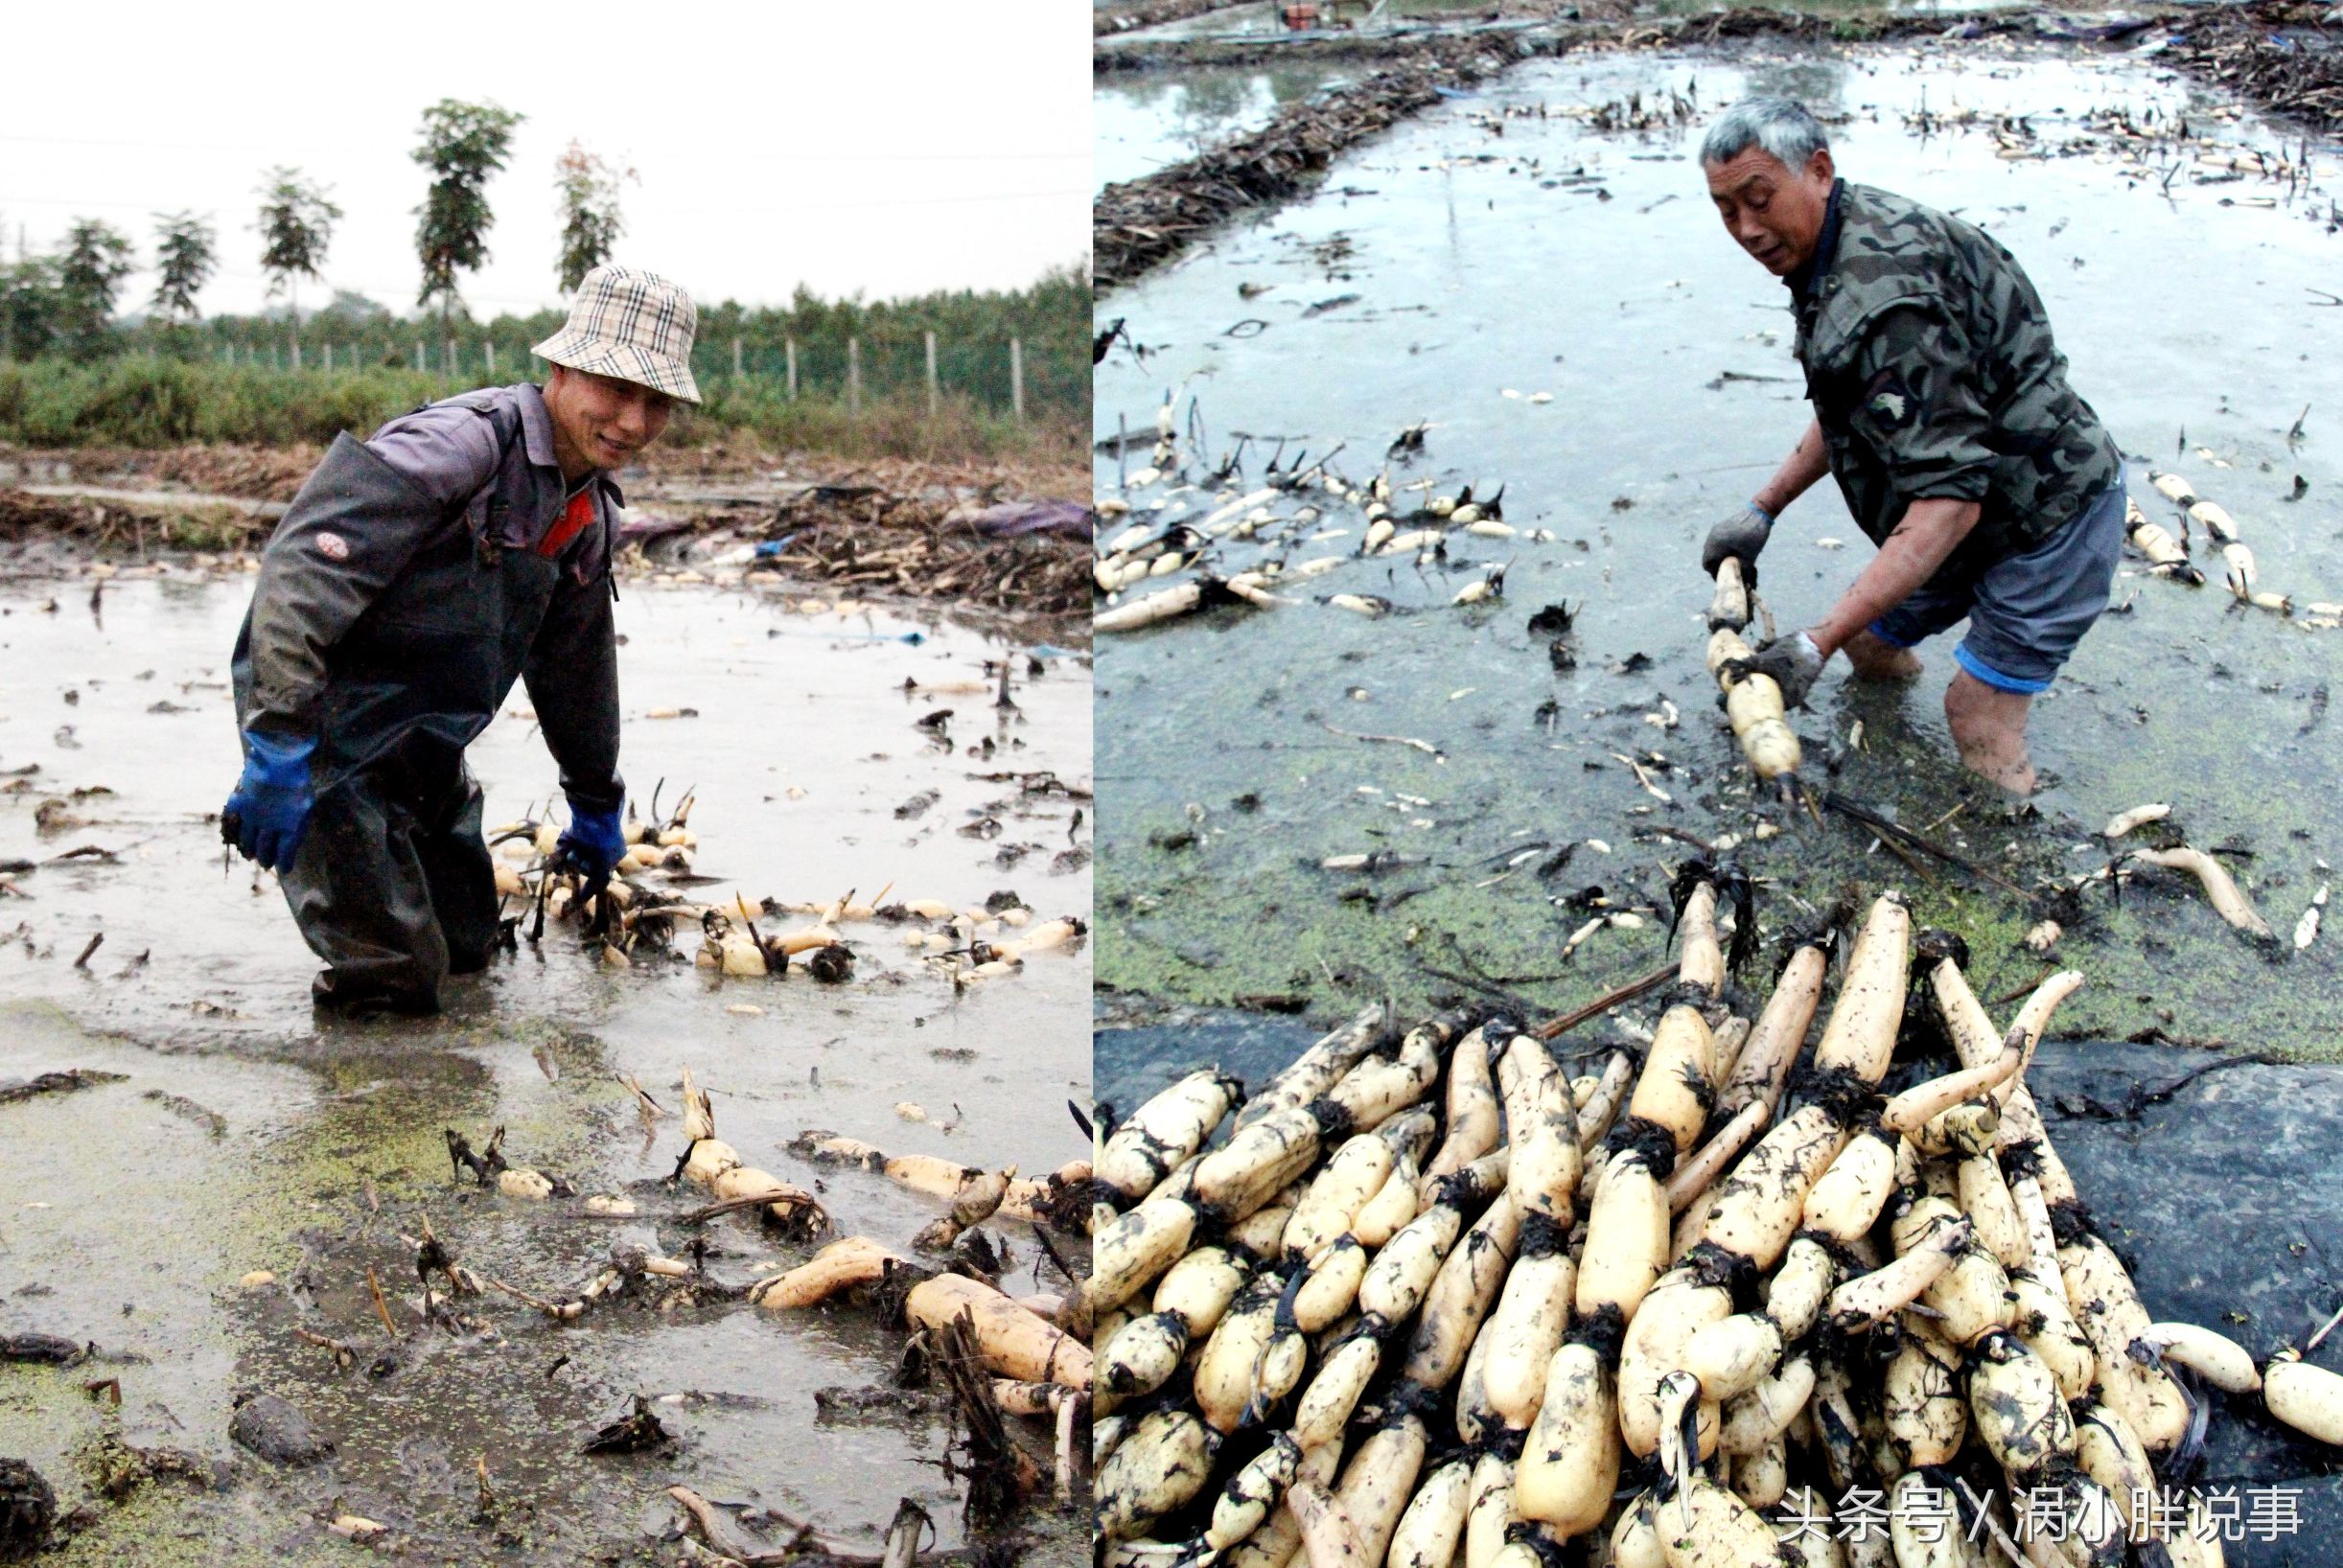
[626,477,1095,619]
[1094,0,2343,290]
[2164,0,2343,136]
[1095,0,1253,36]
[1096,31,1549,288]
[0,442,1094,619]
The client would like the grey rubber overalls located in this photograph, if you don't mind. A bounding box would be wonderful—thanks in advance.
[231,387,623,1012]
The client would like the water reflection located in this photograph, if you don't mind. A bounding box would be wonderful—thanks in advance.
[1097,65,1357,188]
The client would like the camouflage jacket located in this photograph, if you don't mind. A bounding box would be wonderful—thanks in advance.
[1793,181,2118,567]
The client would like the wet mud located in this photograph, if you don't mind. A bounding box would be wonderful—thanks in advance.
[0,573,1091,1564]
[1092,39,2343,1053]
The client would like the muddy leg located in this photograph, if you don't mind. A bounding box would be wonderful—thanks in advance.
[418,765,499,976]
[1843,628,1924,680]
[282,775,450,1014]
[1944,672,2035,795]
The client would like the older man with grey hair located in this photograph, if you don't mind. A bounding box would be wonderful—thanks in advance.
[222,265,700,1013]
[1698,98,2125,795]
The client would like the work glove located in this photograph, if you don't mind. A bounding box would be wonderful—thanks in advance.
[1734,631,1828,709]
[550,799,627,885]
[1701,501,1775,584]
[221,731,317,874]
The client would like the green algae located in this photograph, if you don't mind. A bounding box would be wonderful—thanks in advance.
[1097,595,2343,1059]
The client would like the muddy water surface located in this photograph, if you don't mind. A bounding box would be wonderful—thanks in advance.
[1093,41,2343,1051]
[0,574,1090,1564]
[1096,62,1360,188]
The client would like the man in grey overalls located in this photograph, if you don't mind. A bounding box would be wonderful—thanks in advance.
[222,266,700,1014]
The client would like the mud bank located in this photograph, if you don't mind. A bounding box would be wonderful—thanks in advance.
[0,446,1094,621]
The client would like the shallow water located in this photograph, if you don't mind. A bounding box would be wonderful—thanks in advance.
[0,574,1090,1563]
[1093,40,2343,1050]
[1096,61,1360,188]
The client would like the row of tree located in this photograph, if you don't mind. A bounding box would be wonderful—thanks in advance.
[2,98,623,360]
[121,267,1089,416]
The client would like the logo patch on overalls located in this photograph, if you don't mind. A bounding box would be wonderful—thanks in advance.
[314,531,350,561]
[1863,370,1914,429]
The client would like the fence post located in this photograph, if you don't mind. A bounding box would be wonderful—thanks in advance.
[785,337,798,401]
[446,337,457,378]
[925,331,939,418]
[290,337,301,372]
[485,341,496,378]
[323,342,332,373]
[732,336,744,378]
[847,337,861,416]
[414,340,425,372]
[1010,337,1025,424]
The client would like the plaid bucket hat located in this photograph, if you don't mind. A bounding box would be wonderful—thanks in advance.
[532,265,702,404]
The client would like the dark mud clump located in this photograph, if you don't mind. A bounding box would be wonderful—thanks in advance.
[0,1460,55,1563]
[227,1392,336,1466]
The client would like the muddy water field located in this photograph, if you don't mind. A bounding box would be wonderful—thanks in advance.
[1094,27,2343,1054]
[0,526,1092,1563]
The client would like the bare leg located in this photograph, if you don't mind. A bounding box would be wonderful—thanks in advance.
[1944,671,2036,795]
[1842,628,1924,680]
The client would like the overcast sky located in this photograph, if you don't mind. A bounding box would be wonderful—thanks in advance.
[2,1,1090,320]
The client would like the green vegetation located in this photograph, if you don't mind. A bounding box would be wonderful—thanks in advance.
[553,140,631,293]
[0,356,1079,462]
[412,99,524,324]
[0,260,1086,457]
[57,220,134,358]
[253,168,340,327]
[150,213,218,325]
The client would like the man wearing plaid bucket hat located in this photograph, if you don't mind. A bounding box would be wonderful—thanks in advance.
[222,265,701,1014]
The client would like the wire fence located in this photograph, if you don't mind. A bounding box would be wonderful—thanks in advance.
[135,328,1083,425]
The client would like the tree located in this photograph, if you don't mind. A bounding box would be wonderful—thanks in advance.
[151,211,218,324]
[314,288,390,326]
[58,219,134,357]
[0,255,66,361]
[413,99,524,327]
[254,169,340,329]
[554,140,634,292]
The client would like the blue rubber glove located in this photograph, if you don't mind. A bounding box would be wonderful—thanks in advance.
[552,800,627,884]
[223,731,316,874]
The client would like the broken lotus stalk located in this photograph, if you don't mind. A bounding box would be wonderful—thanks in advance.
[1706,556,1751,632]
[2127,844,2274,938]
[1706,624,1800,783]
[2123,497,2202,584]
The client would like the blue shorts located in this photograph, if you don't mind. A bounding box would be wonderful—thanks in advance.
[1869,483,2125,694]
